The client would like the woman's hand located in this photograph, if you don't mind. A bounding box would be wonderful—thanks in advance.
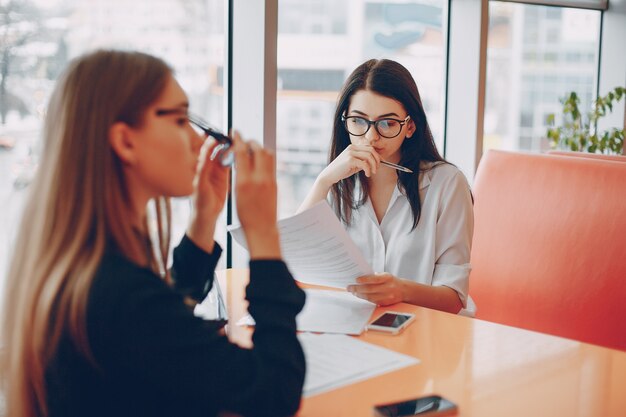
[297,144,381,213]
[318,144,381,187]
[187,138,230,253]
[232,132,281,260]
[347,273,406,306]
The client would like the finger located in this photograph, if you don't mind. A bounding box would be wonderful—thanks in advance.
[194,138,215,186]
[349,284,385,295]
[360,148,382,173]
[365,150,380,175]
[247,140,264,168]
[232,131,252,180]
[356,274,390,285]
[255,145,276,182]
[351,291,375,303]
[358,159,371,177]
[350,144,381,162]
[202,138,230,173]
[349,149,380,175]
[351,291,391,305]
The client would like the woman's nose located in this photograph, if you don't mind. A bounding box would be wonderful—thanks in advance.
[190,129,205,152]
[364,125,380,144]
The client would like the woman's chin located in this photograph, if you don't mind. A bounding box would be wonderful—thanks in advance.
[169,185,194,198]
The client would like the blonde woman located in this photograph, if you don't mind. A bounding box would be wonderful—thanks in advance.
[0,50,305,417]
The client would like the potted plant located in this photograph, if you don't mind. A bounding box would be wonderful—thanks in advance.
[546,86,625,154]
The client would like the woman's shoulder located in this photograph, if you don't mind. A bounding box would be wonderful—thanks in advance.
[421,161,468,186]
[90,251,166,308]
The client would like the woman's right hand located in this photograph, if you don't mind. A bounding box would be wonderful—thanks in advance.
[296,144,381,214]
[232,131,281,260]
[317,144,381,187]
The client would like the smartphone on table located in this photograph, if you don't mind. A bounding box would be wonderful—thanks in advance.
[373,395,458,417]
[367,311,415,335]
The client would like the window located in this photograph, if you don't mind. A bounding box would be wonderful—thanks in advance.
[276,0,448,217]
[483,2,601,153]
[0,0,228,284]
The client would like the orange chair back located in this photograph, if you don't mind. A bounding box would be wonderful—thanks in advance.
[470,150,626,350]
[547,150,626,163]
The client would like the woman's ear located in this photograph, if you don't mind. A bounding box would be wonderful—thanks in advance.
[109,122,137,164]
[405,117,416,139]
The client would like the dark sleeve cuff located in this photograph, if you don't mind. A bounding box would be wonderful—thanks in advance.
[246,260,306,323]
[171,235,222,302]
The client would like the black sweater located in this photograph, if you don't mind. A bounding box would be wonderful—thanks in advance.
[46,236,306,417]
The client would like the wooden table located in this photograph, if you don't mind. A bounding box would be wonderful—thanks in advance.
[216,269,626,417]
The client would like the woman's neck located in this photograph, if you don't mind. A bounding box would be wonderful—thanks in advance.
[367,164,397,189]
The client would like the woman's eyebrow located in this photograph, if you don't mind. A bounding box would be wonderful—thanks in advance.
[155,103,190,116]
[348,109,401,118]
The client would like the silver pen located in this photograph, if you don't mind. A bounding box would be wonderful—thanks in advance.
[380,160,413,173]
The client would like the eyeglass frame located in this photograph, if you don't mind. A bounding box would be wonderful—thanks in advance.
[341,114,411,139]
[155,108,231,145]
[155,108,234,166]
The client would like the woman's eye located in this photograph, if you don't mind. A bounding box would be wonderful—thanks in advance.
[176,117,189,126]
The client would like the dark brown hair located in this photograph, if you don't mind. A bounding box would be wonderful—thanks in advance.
[329,59,446,229]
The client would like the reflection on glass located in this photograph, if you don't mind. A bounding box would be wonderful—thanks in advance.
[484,2,600,153]
[276,0,447,218]
[0,0,227,282]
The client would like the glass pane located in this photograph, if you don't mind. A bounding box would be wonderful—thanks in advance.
[0,0,227,285]
[483,2,600,153]
[276,0,448,217]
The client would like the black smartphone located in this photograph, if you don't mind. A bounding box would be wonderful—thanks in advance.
[373,395,457,417]
[367,311,415,334]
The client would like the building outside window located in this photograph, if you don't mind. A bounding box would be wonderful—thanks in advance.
[276,0,448,217]
[483,2,601,153]
[0,0,227,286]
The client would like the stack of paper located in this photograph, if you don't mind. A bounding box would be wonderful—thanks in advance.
[236,289,376,335]
[228,201,373,288]
[299,333,420,397]
[297,289,375,335]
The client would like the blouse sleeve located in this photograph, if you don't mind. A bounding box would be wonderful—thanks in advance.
[170,235,222,302]
[432,170,474,309]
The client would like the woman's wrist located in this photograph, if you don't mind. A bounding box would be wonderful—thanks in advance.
[187,214,217,253]
[399,278,411,303]
[315,172,336,191]
[246,227,281,259]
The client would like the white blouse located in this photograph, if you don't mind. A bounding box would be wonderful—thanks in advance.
[332,162,475,316]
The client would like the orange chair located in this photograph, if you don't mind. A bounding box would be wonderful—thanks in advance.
[547,150,626,163]
[470,150,626,351]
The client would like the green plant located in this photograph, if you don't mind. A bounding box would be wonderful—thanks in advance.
[546,86,625,154]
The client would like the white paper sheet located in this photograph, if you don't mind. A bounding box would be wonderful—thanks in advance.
[298,289,376,335]
[236,289,376,335]
[299,333,420,397]
[227,201,373,288]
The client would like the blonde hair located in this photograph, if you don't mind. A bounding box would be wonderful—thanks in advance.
[0,50,173,417]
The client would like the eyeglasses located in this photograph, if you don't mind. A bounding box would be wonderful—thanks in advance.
[155,109,234,166]
[341,115,411,139]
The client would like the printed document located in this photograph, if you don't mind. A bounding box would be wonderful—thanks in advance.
[228,201,373,288]
[299,333,420,397]
[298,289,376,335]
[236,289,376,335]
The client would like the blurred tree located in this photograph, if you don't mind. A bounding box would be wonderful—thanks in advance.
[0,0,43,124]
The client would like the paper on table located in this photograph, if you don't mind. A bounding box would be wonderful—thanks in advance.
[227,201,373,288]
[299,333,420,397]
[298,289,376,335]
[236,289,376,335]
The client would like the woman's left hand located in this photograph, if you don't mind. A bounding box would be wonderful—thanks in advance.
[347,273,406,306]
[187,138,230,252]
